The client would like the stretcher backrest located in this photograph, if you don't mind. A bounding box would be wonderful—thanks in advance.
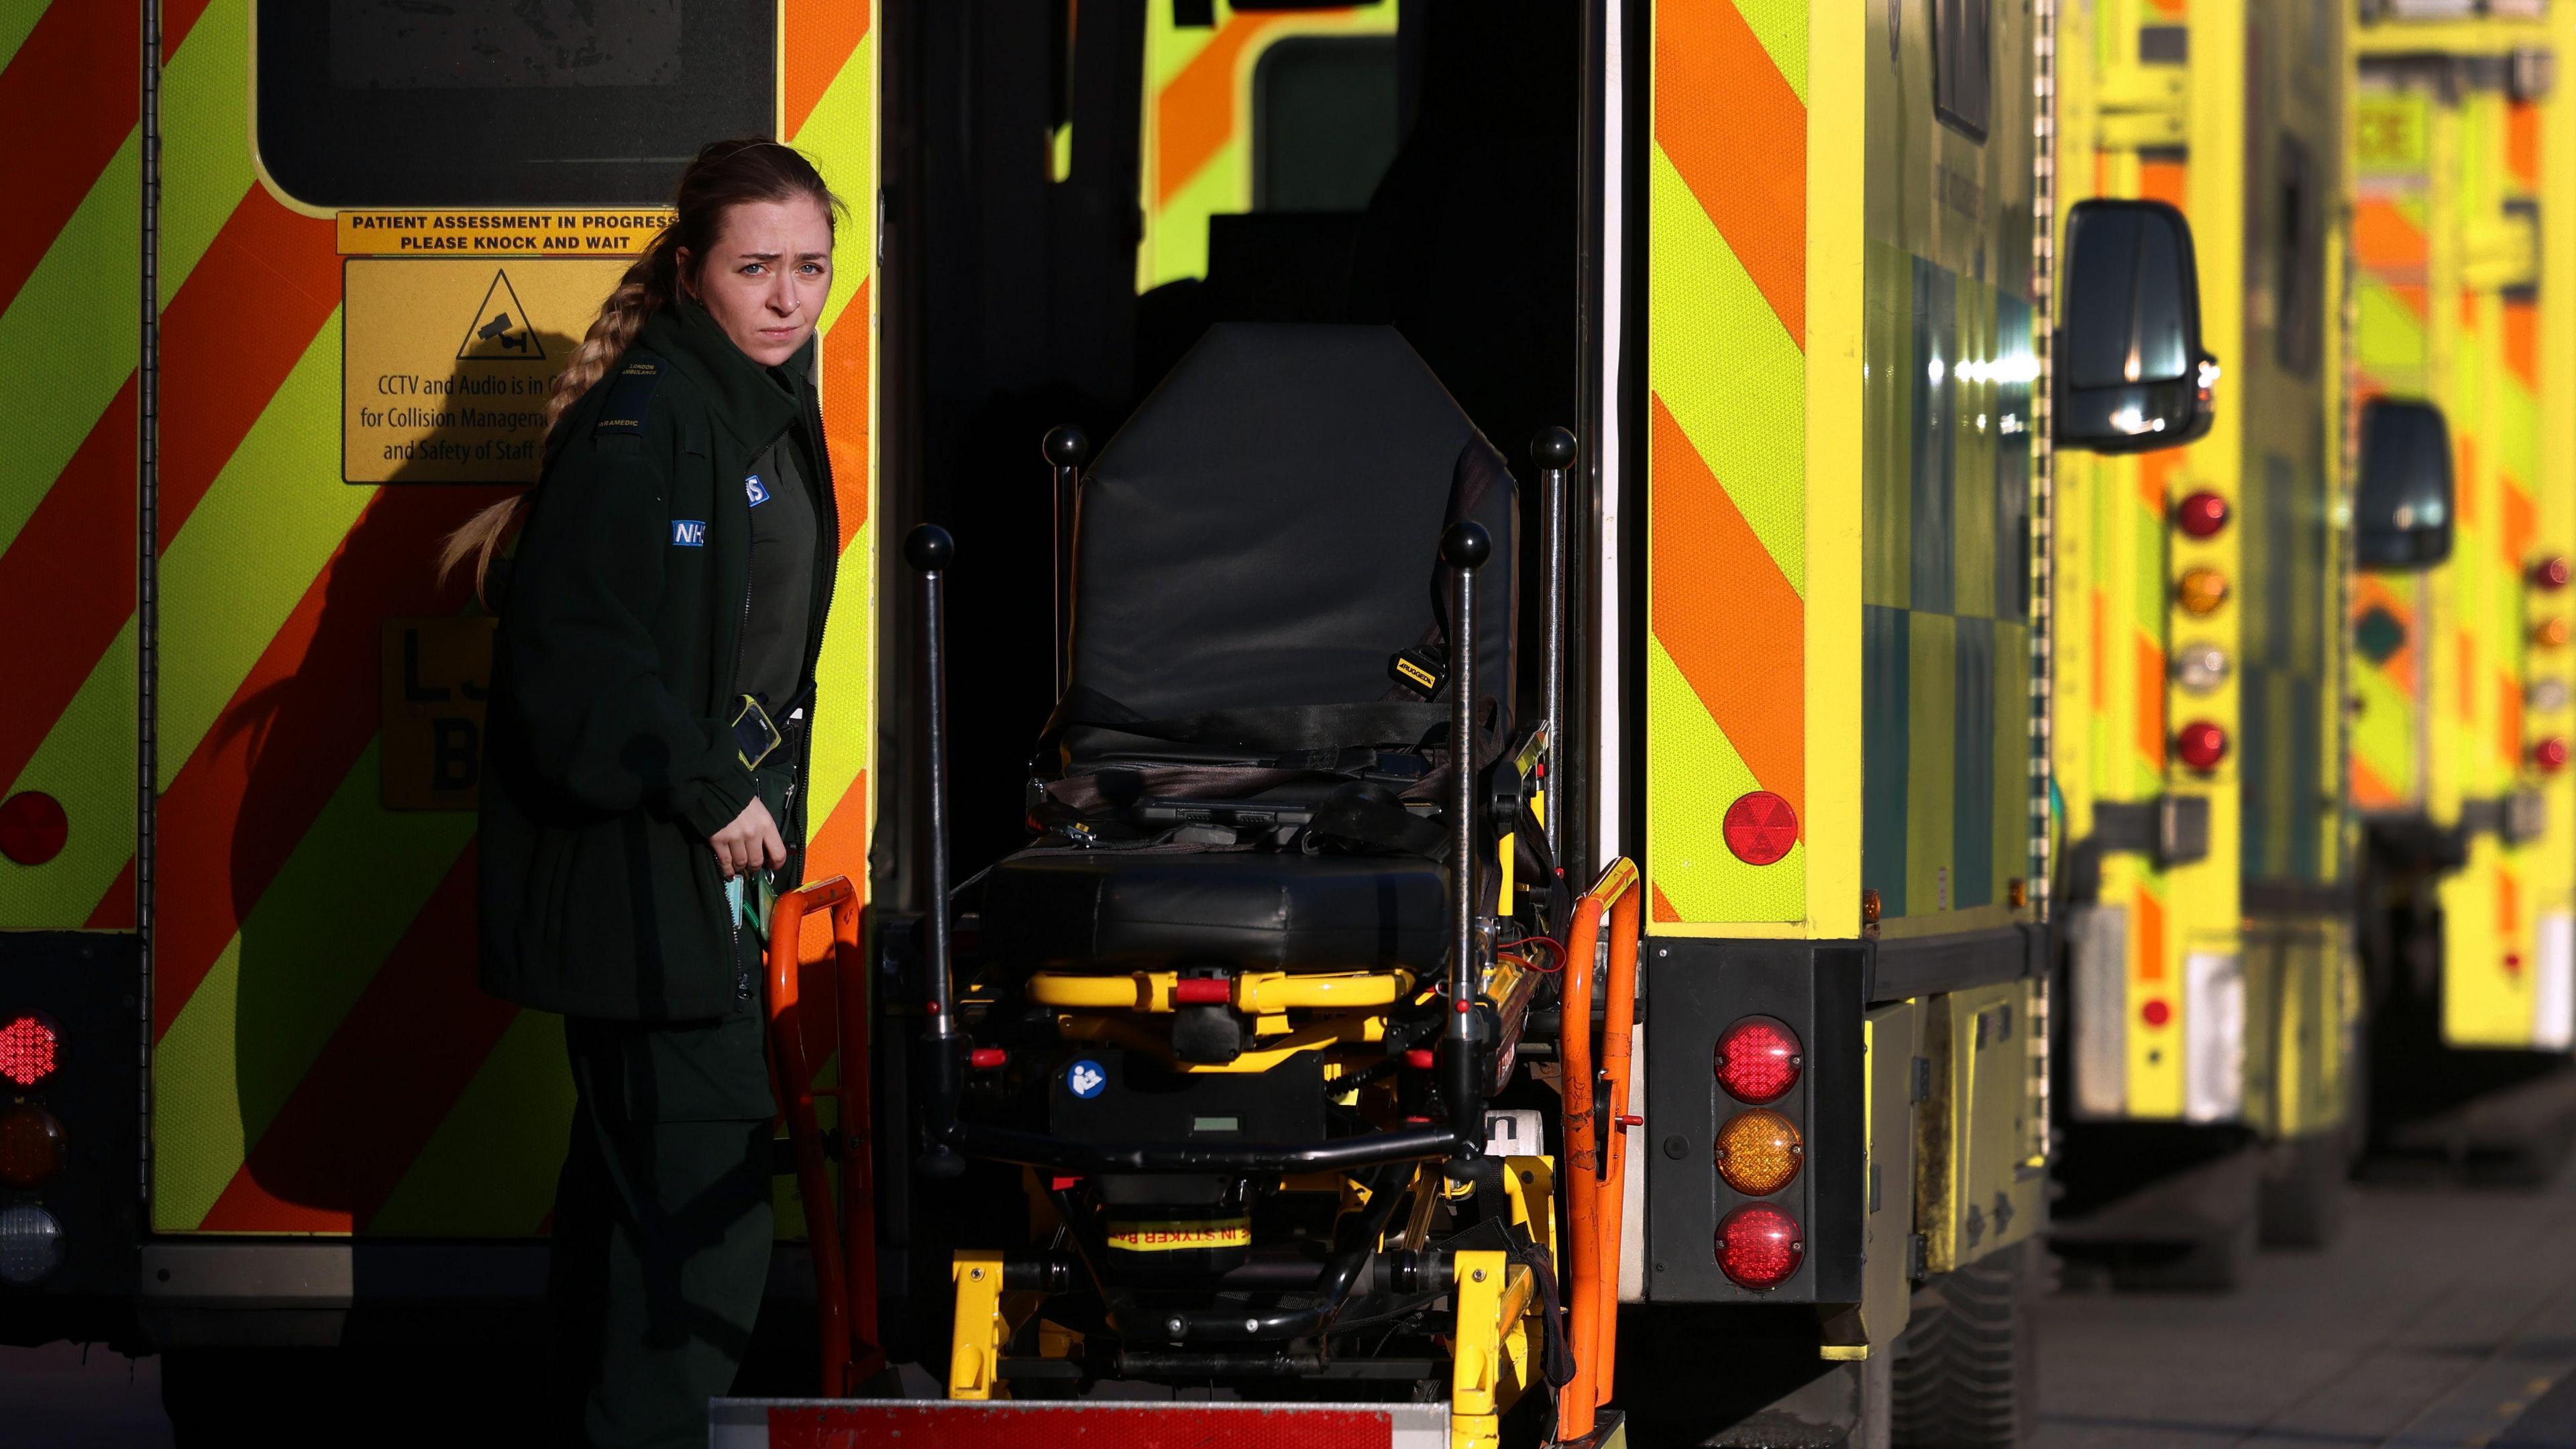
[1059,323,1518,761]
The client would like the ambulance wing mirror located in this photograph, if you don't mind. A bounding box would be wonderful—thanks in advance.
[2054,199,2218,454]
[2354,399,2455,571]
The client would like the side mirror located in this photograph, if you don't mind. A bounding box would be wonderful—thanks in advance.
[2055,199,2218,453]
[2354,399,2454,570]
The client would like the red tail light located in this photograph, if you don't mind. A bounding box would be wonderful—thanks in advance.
[2175,491,2229,538]
[1722,792,1799,865]
[0,1016,57,1089]
[1717,1203,1805,1289]
[0,1105,65,1189]
[2177,721,2229,771]
[2536,738,2570,772]
[2538,557,2573,590]
[1715,1017,1803,1104]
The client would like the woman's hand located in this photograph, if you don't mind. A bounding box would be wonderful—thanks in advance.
[710,797,787,880]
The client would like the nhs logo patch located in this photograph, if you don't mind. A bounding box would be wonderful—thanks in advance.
[745,474,770,507]
[671,520,707,547]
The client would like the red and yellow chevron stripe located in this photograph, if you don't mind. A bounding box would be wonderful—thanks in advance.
[1646,0,1807,926]
[0,0,144,931]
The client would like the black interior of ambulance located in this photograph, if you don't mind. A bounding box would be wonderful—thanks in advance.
[882,0,1585,883]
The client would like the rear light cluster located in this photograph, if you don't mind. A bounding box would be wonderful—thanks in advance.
[2169,499,2232,778]
[0,1012,68,1287]
[1711,1016,1807,1290]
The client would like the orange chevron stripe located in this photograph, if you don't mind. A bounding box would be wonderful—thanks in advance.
[2353,756,2400,809]
[2135,635,2165,771]
[142,485,511,1035]
[784,1,871,139]
[0,0,138,319]
[158,189,342,549]
[2136,889,2165,981]
[1651,883,1680,924]
[195,849,514,1232]
[2504,477,2536,569]
[1653,0,1805,345]
[2501,672,2524,773]
[2510,101,2541,189]
[1158,13,1287,207]
[0,380,134,790]
[2140,158,2186,213]
[2355,199,2428,272]
[2506,299,2539,391]
[1648,394,1803,822]
[806,771,871,886]
[165,0,221,58]
[2457,435,2479,530]
[826,278,871,546]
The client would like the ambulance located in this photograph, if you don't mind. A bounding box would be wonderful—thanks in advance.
[0,3,2193,1445]
[2341,0,2576,1175]
[2046,0,2365,1285]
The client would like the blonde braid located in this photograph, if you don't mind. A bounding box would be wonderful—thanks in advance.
[437,236,674,596]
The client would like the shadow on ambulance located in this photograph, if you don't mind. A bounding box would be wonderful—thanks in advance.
[203,329,576,1234]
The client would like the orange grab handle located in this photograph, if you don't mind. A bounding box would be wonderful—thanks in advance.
[765,875,883,1395]
[1595,883,1640,1407]
[1556,890,1608,1442]
[1556,857,1641,1439]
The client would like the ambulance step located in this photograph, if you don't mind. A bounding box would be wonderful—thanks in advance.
[709,1399,1452,1449]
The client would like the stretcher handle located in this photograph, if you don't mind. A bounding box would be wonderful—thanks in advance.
[1443,521,1495,1183]
[1558,856,1642,1438]
[1531,427,1576,869]
[765,874,883,1395]
[906,524,967,1181]
[1042,426,1089,699]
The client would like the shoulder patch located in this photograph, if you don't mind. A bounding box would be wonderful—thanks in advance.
[594,354,667,437]
[672,519,707,547]
[745,473,770,507]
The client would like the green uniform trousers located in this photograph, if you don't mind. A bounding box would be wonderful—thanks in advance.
[549,1005,776,1449]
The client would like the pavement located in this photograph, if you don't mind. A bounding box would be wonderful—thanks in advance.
[11,1157,2576,1448]
[0,1341,168,1448]
[2034,1152,2576,1448]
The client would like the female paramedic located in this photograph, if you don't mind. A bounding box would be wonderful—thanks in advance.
[445,138,845,1449]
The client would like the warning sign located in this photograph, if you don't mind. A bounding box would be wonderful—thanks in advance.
[343,257,627,484]
[337,209,669,257]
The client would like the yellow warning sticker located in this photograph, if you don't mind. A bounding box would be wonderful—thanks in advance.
[1105,1220,1254,1252]
[342,257,629,484]
[337,209,669,257]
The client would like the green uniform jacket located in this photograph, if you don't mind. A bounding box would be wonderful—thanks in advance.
[478,299,837,1021]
